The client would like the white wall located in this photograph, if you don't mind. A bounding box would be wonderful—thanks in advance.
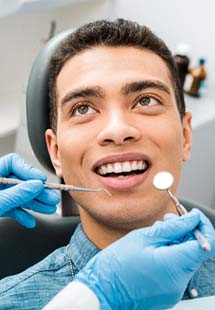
[109,0,215,87]
[0,0,109,159]
[2,0,214,100]
[0,0,109,101]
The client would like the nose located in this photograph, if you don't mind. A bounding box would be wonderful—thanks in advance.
[97,112,142,146]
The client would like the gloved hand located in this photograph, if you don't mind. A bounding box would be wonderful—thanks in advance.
[0,153,60,228]
[75,209,215,310]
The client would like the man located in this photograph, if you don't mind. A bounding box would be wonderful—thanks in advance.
[0,19,215,309]
[0,155,214,310]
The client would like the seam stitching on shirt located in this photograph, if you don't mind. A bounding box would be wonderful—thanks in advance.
[0,262,68,295]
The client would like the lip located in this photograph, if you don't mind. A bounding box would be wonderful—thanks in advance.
[92,153,151,191]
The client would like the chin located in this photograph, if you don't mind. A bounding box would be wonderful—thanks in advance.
[81,201,163,231]
[77,189,171,229]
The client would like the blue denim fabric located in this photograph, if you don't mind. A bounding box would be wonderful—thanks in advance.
[0,223,214,309]
[0,224,99,309]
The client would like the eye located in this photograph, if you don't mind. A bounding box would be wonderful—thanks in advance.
[72,103,96,116]
[135,95,160,107]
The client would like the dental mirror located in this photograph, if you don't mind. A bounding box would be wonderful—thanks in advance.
[153,171,173,190]
[153,171,211,252]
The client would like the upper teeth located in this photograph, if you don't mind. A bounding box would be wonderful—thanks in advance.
[97,160,147,176]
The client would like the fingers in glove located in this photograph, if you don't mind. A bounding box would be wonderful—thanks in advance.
[4,208,36,228]
[145,209,215,258]
[23,200,57,214]
[0,180,43,215]
[35,188,60,206]
[151,209,202,242]
[163,213,193,244]
[163,213,178,221]
[135,209,203,246]
[165,237,215,269]
[0,153,46,181]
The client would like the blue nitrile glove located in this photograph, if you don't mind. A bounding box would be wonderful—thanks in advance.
[75,209,215,310]
[0,153,60,228]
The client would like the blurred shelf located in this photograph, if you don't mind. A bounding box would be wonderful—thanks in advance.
[0,98,21,138]
[179,88,215,208]
[184,88,215,128]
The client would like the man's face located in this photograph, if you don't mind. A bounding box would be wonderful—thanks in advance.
[46,46,192,234]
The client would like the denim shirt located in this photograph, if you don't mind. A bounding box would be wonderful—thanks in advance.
[0,224,214,309]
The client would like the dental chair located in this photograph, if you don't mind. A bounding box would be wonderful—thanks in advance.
[0,30,215,280]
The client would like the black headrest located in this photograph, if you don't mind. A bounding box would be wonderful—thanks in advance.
[0,215,80,279]
[26,29,73,172]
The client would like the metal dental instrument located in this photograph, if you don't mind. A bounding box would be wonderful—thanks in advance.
[0,177,111,196]
[153,171,211,252]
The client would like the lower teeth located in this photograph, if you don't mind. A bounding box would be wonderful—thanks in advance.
[118,175,129,178]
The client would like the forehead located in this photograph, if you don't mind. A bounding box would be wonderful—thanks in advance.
[56,46,174,99]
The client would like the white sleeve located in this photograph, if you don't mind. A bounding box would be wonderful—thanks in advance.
[44,281,100,310]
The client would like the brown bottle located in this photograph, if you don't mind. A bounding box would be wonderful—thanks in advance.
[174,44,190,87]
[184,58,207,97]
[174,54,190,87]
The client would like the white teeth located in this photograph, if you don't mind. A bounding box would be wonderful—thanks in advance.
[131,161,138,170]
[100,166,107,175]
[98,167,102,175]
[107,163,114,173]
[137,161,143,170]
[142,161,147,170]
[97,160,148,176]
[123,161,131,172]
[114,162,123,173]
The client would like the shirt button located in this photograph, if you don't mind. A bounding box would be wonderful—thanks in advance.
[190,288,198,298]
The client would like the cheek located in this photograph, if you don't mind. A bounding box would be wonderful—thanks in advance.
[151,120,184,159]
[57,133,81,173]
[150,121,184,192]
[56,126,94,182]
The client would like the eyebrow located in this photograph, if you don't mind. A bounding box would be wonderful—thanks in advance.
[121,80,171,96]
[60,80,171,107]
[60,86,105,107]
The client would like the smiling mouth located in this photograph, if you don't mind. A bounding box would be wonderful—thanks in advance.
[95,160,149,178]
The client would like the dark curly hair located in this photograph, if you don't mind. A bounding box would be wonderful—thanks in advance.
[49,19,185,131]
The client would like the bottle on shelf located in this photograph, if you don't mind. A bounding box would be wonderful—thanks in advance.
[184,58,207,97]
[174,43,190,88]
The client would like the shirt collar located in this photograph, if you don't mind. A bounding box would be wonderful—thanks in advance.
[68,223,100,272]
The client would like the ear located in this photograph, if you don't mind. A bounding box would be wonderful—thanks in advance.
[45,129,63,178]
[182,112,192,162]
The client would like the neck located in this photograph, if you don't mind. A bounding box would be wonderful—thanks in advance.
[79,203,177,249]
[80,210,128,249]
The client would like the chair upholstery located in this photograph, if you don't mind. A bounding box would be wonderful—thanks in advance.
[180,198,215,228]
[26,29,73,173]
[0,215,80,280]
[26,29,78,215]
